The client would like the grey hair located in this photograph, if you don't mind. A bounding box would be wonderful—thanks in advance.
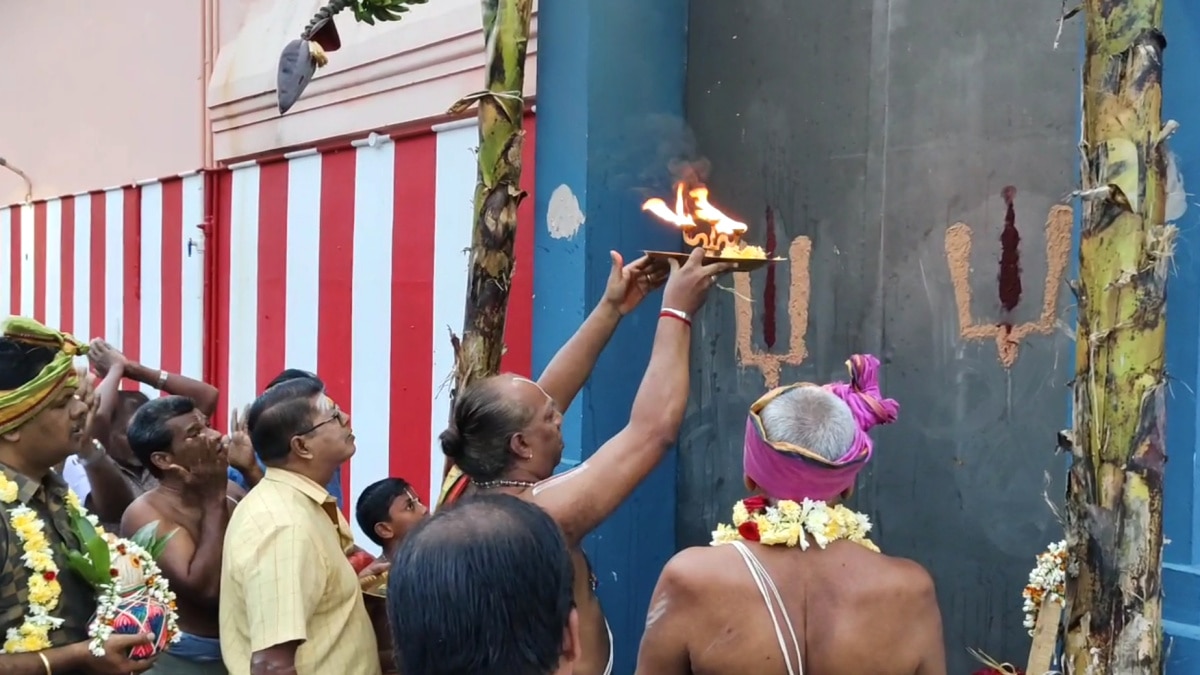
[759,386,857,462]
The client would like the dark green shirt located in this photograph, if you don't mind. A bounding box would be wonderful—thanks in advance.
[0,463,97,654]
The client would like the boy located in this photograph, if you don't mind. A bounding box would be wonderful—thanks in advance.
[355,478,429,674]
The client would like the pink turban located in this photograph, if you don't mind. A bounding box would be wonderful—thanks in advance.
[743,354,899,502]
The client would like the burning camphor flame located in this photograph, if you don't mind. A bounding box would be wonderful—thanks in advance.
[642,183,766,259]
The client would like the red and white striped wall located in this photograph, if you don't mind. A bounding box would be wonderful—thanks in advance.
[0,176,208,393]
[1,116,537,550]
[211,117,536,547]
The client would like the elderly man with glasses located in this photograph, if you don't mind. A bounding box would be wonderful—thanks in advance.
[217,375,384,675]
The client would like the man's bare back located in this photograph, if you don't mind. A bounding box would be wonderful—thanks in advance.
[636,540,946,675]
[122,481,243,637]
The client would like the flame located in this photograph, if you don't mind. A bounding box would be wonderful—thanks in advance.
[641,182,764,259]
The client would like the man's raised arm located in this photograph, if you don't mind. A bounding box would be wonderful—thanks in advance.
[533,248,731,544]
[536,252,668,413]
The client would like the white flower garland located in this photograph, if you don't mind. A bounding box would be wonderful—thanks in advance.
[1022,539,1067,635]
[0,475,99,653]
[85,532,181,656]
[710,497,880,552]
[0,472,180,656]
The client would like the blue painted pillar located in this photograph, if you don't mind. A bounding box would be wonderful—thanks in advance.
[534,0,688,672]
[1161,0,1200,667]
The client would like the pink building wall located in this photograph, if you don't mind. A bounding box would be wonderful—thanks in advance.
[0,0,537,207]
[0,1,206,205]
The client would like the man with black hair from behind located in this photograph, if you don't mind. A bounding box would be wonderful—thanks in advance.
[388,494,580,675]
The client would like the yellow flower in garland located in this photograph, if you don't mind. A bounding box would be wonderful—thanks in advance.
[0,476,64,654]
[0,475,17,503]
[710,496,879,552]
[4,624,52,653]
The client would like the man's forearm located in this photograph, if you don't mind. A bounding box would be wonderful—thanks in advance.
[124,362,220,416]
[82,453,136,523]
[0,642,87,674]
[537,301,622,411]
[628,315,691,442]
[233,462,265,488]
[186,496,232,603]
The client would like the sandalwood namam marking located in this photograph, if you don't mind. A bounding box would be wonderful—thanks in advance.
[944,205,1072,368]
[642,183,768,259]
[733,237,813,388]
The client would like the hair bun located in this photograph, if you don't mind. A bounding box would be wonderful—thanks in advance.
[439,426,464,459]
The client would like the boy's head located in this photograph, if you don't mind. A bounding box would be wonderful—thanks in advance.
[356,478,428,550]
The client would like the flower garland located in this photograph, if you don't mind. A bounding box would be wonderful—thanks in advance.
[0,473,99,653]
[711,496,880,552]
[0,472,180,656]
[85,533,180,656]
[1022,539,1066,636]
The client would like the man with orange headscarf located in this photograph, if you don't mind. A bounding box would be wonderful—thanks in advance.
[635,355,946,675]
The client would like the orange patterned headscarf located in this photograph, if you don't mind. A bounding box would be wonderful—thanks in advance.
[0,316,87,435]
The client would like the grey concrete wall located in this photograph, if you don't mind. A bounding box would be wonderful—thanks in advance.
[678,0,1081,669]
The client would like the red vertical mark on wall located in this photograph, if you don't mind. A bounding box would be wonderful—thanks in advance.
[761,207,778,349]
[390,134,437,500]
[32,203,46,322]
[997,185,1022,332]
[256,160,290,391]
[212,172,234,433]
[501,116,536,376]
[317,149,356,514]
[60,197,75,335]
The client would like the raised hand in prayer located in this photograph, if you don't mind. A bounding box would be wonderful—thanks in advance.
[86,339,130,377]
[603,251,670,316]
[74,368,99,453]
[226,405,256,473]
[172,434,230,501]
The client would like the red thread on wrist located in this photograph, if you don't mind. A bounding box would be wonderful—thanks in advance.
[659,310,691,327]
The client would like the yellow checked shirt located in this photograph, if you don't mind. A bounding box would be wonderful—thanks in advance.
[219,468,381,675]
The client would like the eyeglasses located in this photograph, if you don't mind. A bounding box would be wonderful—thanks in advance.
[297,407,347,437]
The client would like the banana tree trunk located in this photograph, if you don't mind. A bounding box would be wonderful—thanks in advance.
[1064,1,1171,672]
[450,0,534,395]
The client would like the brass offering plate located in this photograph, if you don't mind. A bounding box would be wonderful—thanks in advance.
[360,571,389,598]
[643,250,784,273]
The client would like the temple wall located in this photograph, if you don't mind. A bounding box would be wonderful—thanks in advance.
[677,1,1082,669]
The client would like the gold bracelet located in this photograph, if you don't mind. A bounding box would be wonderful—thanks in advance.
[37,651,51,675]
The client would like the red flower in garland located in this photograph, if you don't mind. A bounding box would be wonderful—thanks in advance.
[742,496,769,513]
[42,571,56,582]
[737,520,761,542]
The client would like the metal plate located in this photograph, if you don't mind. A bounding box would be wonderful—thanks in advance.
[360,572,388,598]
[643,250,785,272]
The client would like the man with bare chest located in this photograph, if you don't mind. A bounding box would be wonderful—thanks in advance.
[121,396,245,674]
[636,356,947,675]
[439,249,729,675]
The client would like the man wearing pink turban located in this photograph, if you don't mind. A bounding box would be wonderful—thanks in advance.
[635,355,947,675]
